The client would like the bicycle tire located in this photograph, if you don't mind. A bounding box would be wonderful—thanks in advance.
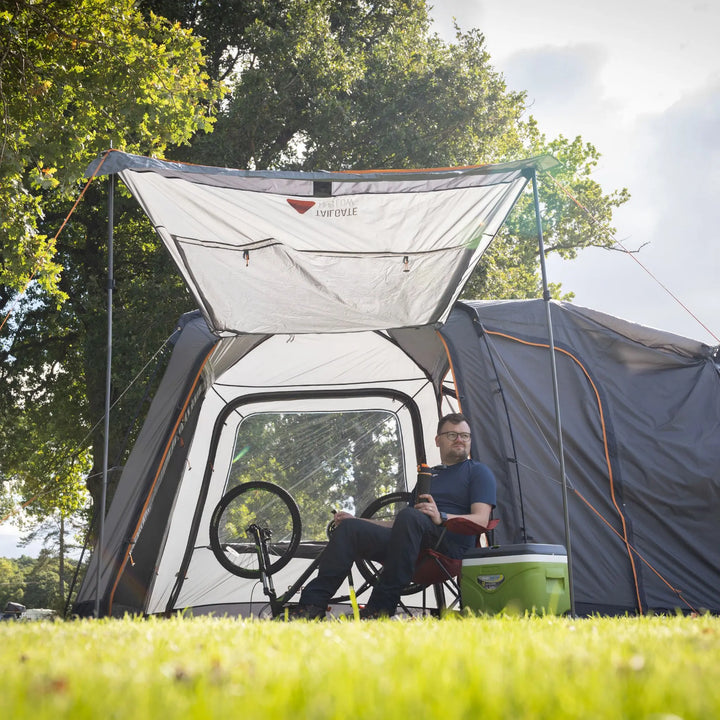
[357,490,423,595]
[209,481,302,579]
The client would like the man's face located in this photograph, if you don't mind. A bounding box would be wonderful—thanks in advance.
[435,420,472,465]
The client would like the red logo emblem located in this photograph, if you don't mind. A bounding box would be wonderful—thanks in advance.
[287,199,315,214]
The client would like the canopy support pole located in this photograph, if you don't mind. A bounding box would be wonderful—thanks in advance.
[530,168,576,616]
[95,169,114,618]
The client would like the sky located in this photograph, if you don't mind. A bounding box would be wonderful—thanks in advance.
[0,521,44,558]
[430,0,720,347]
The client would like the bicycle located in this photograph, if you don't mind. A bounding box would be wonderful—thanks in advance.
[210,480,410,618]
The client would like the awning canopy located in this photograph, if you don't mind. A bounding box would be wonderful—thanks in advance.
[88,151,559,335]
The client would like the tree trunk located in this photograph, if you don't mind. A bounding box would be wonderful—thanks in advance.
[58,515,65,608]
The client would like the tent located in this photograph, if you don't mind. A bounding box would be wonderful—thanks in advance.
[73,151,720,617]
[442,300,720,616]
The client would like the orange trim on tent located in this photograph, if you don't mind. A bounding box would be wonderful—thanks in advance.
[436,330,465,415]
[337,163,488,175]
[483,329,644,614]
[107,341,219,615]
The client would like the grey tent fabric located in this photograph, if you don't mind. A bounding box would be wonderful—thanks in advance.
[440,300,720,615]
[84,151,559,335]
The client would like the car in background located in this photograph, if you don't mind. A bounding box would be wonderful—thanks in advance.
[1,601,26,620]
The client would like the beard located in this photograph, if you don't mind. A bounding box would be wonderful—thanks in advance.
[443,446,469,465]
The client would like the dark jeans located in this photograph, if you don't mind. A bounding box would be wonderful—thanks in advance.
[299,506,446,614]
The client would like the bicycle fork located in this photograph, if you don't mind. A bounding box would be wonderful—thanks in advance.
[246,523,281,611]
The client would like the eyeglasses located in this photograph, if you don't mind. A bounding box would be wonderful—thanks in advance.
[438,431,471,442]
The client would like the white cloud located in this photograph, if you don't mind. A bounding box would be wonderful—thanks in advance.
[504,44,606,102]
[502,44,619,141]
[644,82,720,219]
[625,82,720,339]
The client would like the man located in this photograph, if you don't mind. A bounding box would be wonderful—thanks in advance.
[287,412,497,619]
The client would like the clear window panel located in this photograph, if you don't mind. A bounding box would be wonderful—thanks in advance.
[227,411,406,542]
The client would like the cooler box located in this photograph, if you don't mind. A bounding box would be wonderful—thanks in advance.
[461,544,569,615]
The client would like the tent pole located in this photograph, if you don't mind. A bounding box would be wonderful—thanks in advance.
[530,168,576,616]
[95,169,114,618]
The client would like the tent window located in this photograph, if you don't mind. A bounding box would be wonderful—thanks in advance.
[226,411,406,542]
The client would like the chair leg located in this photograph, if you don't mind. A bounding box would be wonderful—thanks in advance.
[433,581,446,612]
[445,579,462,610]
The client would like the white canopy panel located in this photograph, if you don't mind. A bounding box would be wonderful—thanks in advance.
[89,151,558,334]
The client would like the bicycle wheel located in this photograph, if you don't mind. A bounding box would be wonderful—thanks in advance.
[209,481,302,579]
[356,490,423,595]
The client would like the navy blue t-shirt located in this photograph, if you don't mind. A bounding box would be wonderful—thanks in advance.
[412,459,497,557]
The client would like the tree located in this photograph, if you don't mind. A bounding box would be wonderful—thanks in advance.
[174,4,524,170]
[0,556,26,607]
[1,0,628,538]
[0,0,221,521]
[0,0,222,300]
[462,127,631,299]
[0,552,81,612]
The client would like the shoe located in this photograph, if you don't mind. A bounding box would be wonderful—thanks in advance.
[359,607,391,620]
[280,604,326,621]
[341,606,393,620]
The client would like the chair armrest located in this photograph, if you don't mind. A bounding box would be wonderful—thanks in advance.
[445,517,499,535]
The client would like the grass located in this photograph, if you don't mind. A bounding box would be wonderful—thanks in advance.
[1,613,719,719]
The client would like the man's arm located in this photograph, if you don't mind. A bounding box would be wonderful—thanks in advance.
[415,498,493,528]
[442,501,493,529]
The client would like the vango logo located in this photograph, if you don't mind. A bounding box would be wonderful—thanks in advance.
[287,199,316,214]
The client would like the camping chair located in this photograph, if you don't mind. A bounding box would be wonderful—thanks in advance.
[355,491,499,615]
[406,516,500,615]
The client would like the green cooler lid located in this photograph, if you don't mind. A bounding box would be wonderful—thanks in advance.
[464,543,566,559]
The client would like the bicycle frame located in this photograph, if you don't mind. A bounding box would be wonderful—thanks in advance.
[245,522,372,617]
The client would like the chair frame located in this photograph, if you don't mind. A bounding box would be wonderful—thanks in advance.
[408,516,499,615]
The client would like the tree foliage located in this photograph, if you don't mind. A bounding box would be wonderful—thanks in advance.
[0,551,80,612]
[462,126,631,299]
[1,0,220,524]
[175,3,525,170]
[0,0,629,540]
[0,0,222,299]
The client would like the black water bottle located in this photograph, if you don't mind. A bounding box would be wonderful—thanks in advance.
[416,463,432,502]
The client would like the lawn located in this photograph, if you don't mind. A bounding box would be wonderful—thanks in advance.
[1,613,718,719]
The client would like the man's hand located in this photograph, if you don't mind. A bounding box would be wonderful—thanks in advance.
[332,510,354,527]
[415,495,443,525]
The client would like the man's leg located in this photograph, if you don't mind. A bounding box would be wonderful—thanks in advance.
[299,518,391,609]
[364,507,442,615]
